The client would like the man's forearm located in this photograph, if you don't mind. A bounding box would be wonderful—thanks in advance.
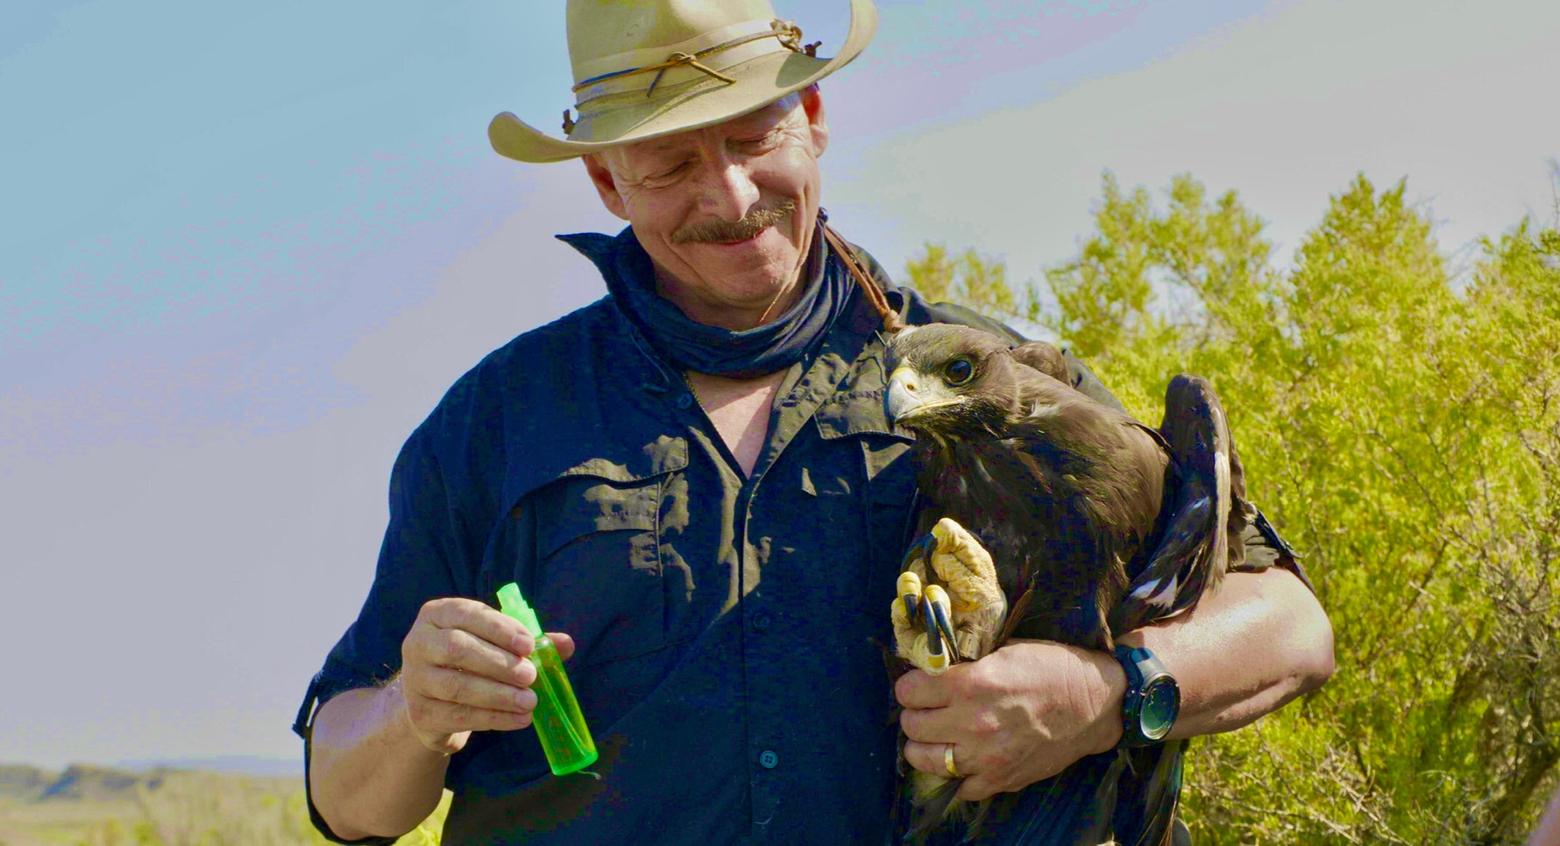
[891,563,1333,799]
[1117,567,1335,740]
[309,679,451,840]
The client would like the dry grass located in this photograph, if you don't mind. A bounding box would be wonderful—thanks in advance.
[0,773,450,846]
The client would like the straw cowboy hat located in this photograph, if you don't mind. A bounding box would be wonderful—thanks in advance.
[489,0,877,163]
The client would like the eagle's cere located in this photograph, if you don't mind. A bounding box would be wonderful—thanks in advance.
[884,323,1256,845]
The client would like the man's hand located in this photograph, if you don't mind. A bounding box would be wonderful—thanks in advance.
[894,567,1334,802]
[398,597,576,755]
[896,640,1124,801]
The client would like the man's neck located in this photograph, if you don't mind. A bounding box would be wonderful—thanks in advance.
[686,369,789,477]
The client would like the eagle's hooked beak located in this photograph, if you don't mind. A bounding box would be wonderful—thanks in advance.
[885,366,925,423]
[886,366,962,424]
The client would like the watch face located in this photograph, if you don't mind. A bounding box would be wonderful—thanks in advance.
[1139,678,1180,741]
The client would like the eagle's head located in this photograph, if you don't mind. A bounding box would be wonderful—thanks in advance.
[883,324,1023,438]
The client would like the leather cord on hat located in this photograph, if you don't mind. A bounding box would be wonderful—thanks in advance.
[822,224,905,333]
[572,20,813,98]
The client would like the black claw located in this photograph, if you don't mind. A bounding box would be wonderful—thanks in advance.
[920,597,944,657]
[930,601,959,662]
[900,532,938,574]
[898,572,923,627]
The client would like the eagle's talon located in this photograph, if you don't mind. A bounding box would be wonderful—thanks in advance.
[899,531,938,575]
[893,531,981,675]
[920,595,950,673]
[898,571,924,628]
[892,570,937,674]
[928,519,1004,608]
[925,584,960,663]
[920,596,942,657]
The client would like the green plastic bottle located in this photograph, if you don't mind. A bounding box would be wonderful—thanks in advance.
[495,582,598,776]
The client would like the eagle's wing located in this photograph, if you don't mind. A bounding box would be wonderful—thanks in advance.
[1108,375,1245,635]
[971,368,1173,650]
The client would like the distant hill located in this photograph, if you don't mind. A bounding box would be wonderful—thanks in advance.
[116,754,300,778]
[0,764,55,801]
[0,761,298,804]
[0,760,443,845]
[0,762,317,846]
[35,763,169,802]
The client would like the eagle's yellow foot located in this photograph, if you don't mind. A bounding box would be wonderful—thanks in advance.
[892,569,950,674]
[892,518,1008,673]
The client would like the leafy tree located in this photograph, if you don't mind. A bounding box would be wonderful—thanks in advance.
[905,173,1560,844]
[904,242,1022,324]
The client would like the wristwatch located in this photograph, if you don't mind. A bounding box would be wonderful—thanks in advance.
[1113,645,1180,747]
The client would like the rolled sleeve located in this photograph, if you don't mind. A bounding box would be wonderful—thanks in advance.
[1232,508,1313,592]
[293,416,468,843]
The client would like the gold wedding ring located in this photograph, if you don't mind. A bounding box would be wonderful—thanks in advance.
[944,743,960,778]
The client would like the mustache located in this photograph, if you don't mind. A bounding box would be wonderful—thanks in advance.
[671,199,797,244]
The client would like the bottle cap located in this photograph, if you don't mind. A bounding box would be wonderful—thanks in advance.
[496,582,544,638]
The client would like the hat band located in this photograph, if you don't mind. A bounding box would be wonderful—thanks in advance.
[571,18,812,109]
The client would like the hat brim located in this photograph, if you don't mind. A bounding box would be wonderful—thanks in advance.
[489,0,876,164]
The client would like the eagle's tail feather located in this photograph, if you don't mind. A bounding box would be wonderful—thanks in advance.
[906,776,964,846]
[1111,742,1185,846]
[992,585,1035,647]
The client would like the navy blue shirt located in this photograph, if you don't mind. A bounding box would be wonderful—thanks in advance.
[294,229,1183,844]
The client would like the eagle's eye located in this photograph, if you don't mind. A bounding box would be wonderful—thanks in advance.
[944,358,975,386]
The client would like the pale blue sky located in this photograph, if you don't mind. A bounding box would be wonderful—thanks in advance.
[2,0,1555,769]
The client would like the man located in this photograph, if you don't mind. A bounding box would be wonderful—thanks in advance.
[295,2,1334,843]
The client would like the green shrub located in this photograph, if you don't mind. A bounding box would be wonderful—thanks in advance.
[908,172,1560,844]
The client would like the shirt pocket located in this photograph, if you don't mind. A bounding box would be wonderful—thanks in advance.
[814,391,920,615]
[523,459,687,671]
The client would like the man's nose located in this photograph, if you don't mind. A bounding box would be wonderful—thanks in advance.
[699,158,760,222]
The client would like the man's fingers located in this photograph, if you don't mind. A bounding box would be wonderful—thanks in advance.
[397,599,582,743]
[895,668,954,710]
[954,774,999,802]
[420,597,533,657]
[904,739,1003,800]
[547,632,576,661]
[416,667,538,714]
[898,705,956,743]
[410,627,536,687]
[408,697,534,735]
[902,739,968,779]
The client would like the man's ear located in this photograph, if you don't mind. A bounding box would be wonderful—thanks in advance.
[581,154,630,220]
[800,84,829,158]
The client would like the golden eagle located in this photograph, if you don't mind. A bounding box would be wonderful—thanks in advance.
[884,323,1260,845]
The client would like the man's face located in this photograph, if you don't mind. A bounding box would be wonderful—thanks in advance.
[583,88,830,330]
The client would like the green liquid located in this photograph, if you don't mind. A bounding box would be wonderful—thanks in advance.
[529,635,597,776]
[494,583,597,777]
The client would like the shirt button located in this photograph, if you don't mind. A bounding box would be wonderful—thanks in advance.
[752,612,771,632]
[758,749,779,769]
[676,392,695,410]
